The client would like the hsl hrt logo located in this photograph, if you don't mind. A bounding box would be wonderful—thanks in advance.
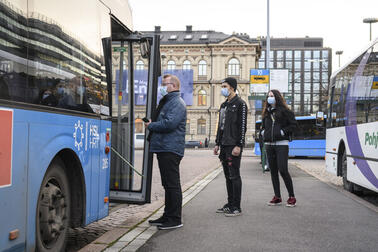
[365,132,378,149]
[73,120,85,151]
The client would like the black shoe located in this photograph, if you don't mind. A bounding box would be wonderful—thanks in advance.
[216,204,230,213]
[148,216,167,226]
[157,221,183,230]
[224,207,242,217]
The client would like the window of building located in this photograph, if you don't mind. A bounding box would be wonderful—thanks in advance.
[294,61,301,70]
[197,118,206,135]
[186,119,190,134]
[258,61,265,69]
[322,61,328,69]
[277,50,284,60]
[294,50,301,59]
[269,61,274,69]
[304,83,311,91]
[169,35,177,40]
[304,72,311,81]
[269,50,274,59]
[184,35,192,40]
[313,50,320,58]
[136,60,144,70]
[198,89,207,106]
[313,82,320,92]
[322,50,329,59]
[294,83,301,91]
[294,72,301,82]
[277,61,284,68]
[200,34,208,40]
[261,51,265,59]
[285,61,292,69]
[198,60,207,76]
[167,60,176,70]
[313,61,319,70]
[183,60,191,70]
[304,50,312,59]
[228,58,240,76]
[313,72,320,81]
[286,50,293,59]
[322,72,328,82]
[304,61,311,70]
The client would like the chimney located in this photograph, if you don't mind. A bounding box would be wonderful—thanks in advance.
[186,25,192,33]
[155,26,161,33]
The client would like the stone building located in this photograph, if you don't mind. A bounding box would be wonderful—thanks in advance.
[139,26,261,147]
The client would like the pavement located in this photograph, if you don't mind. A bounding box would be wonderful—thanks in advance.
[72,149,221,252]
[107,155,378,252]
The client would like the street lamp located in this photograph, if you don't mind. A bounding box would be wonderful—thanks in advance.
[363,18,378,41]
[335,51,343,68]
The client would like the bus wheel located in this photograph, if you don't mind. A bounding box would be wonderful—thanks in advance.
[36,158,71,252]
[341,150,354,192]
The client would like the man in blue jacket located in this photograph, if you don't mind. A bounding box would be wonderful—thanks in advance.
[145,74,187,230]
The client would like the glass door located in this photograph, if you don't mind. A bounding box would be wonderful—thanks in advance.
[109,34,160,203]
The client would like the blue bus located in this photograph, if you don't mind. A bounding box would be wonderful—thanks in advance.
[0,1,160,251]
[255,116,326,157]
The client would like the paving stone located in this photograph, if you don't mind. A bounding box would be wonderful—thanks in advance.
[92,228,129,245]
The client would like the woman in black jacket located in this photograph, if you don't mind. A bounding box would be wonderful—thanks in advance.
[261,89,298,207]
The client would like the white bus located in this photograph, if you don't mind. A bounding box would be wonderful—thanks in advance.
[326,38,378,193]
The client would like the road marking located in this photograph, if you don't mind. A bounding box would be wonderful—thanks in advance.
[104,166,222,252]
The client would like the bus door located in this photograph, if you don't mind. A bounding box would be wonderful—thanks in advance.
[109,34,160,203]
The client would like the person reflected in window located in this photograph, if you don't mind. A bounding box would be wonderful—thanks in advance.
[39,88,58,107]
[57,81,76,109]
[261,89,298,207]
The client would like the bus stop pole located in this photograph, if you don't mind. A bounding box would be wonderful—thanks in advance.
[262,0,270,172]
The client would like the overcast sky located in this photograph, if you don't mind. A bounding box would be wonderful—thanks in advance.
[129,0,378,71]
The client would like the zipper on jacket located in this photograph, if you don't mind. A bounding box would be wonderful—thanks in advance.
[271,120,275,142]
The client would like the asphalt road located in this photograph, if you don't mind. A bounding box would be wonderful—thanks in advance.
[138,156,378,252]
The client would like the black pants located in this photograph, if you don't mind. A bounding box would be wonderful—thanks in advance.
[157,152,183,223]
[266,145,295,198]
[219,145,242,209]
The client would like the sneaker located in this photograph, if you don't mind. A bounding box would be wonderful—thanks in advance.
[148,216,167,226]
[157,221,183,230]
[216,204,230,213]
[224,207,242,217]
[267,196,282,206]
[286,197,297,207]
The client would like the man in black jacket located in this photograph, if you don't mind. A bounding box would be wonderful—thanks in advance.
[213,77,247,216]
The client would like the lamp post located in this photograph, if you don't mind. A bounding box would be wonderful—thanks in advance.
[335,51,343,68]
[363,18,378,41]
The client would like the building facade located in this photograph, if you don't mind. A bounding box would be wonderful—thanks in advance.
[137,26,261,146]
[257,37,332,118]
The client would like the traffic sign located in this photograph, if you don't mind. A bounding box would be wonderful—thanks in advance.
[250,69,269,93]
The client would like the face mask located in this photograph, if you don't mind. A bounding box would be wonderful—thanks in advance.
[77,86,85,95]
[160,86,168,96]
[221,88,229,97]
[267,96,276,105]
[42,93,50,99]
[57,87,64,95]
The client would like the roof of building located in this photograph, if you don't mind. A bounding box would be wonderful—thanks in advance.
[258,37,325,48]
[140,26,258,45]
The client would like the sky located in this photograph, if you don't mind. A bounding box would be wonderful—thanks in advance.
[129,0,378,72]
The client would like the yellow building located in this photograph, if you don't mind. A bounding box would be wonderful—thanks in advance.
[135,26,261,146]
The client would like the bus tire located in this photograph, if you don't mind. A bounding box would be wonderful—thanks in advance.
[36,157,71,252]
[341,150,354,193]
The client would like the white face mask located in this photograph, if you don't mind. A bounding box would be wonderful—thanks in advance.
[42,93,50,99]
[221,87,229,97]
[160,86,168,96]
[267,96,276,105]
